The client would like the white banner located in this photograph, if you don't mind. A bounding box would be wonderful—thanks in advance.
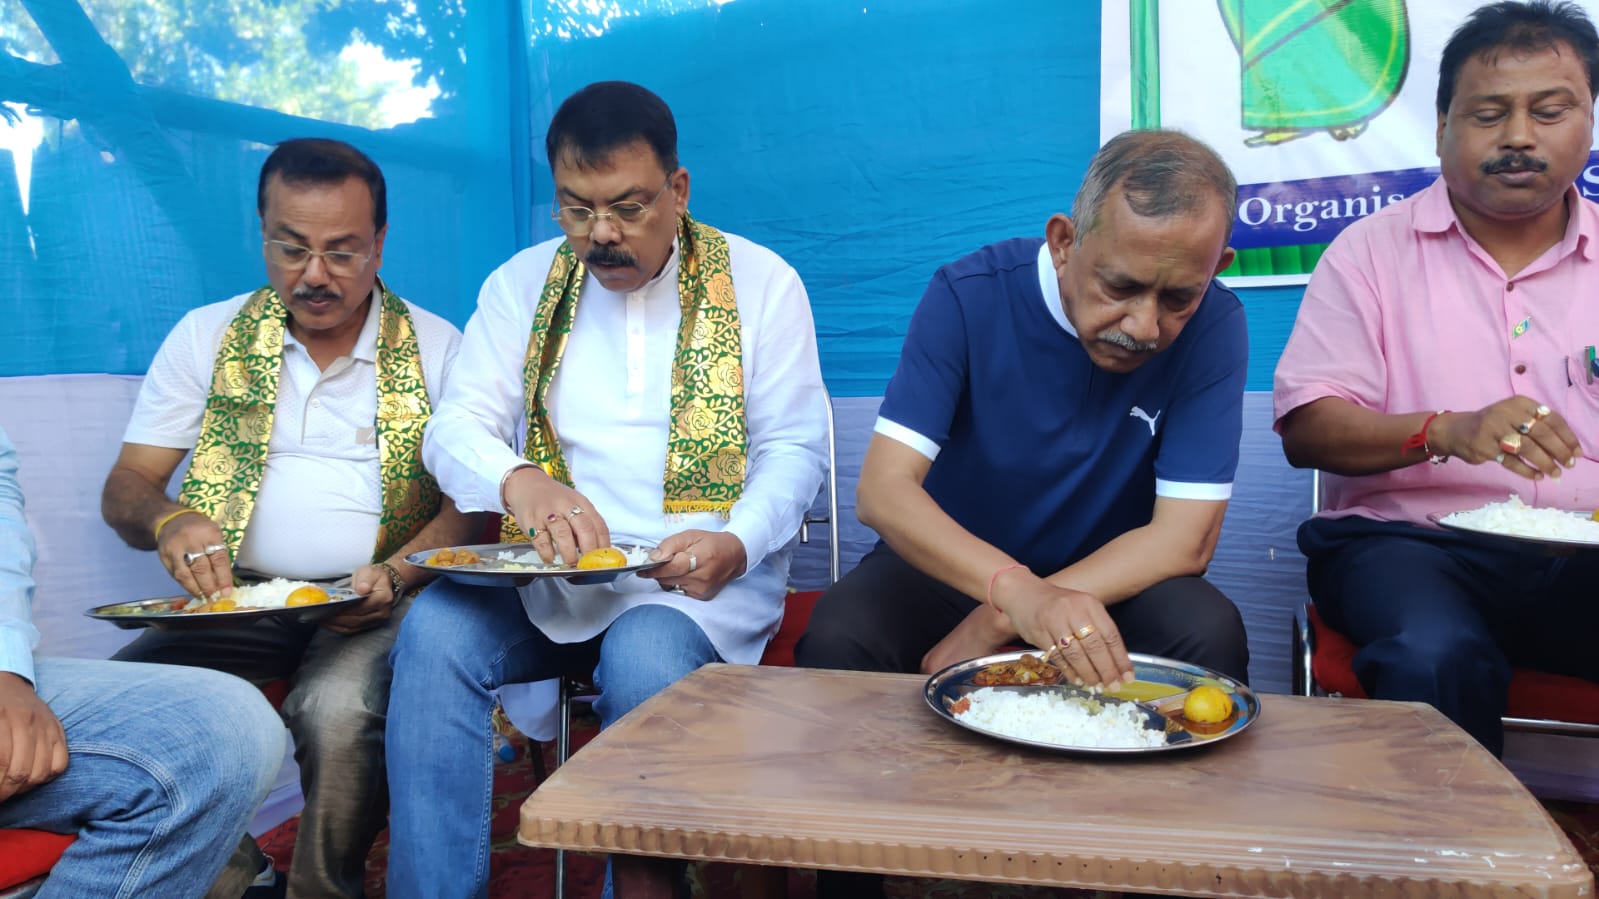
[1100,0,1599,285]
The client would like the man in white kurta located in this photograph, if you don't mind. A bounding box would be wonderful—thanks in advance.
[384,81,827,899]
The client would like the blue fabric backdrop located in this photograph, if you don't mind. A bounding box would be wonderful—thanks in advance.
[0,0,1298,393]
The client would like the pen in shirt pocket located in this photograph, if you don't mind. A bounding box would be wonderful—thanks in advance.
[1571,346,1599,385]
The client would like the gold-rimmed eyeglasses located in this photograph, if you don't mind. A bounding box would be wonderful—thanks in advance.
[263,240,372,277]
[551,179,673,236]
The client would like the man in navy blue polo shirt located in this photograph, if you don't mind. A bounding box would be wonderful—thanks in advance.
[798,129,1250,698]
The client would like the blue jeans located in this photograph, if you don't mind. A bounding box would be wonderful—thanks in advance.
[385,580,722,899]
[0,657,285,899]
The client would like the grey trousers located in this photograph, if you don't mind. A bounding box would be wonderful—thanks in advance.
[113,592,415,899]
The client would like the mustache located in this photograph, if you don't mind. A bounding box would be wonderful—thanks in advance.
[584,246,636,268]
[1097,329,1158,352]
[1481,153,1549,175]
[292,286,340,302]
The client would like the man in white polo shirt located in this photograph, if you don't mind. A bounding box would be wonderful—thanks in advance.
[384,81,829,899]
[100,138,480,899]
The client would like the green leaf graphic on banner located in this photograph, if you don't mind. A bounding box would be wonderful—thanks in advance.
[1221,244,1329,279]
[1219,0,1410,147]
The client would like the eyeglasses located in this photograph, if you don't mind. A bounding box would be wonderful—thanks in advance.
[551,180,673,236]
[263,240,372,277]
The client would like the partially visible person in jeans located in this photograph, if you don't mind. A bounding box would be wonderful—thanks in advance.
[385,81,828,899]
[99,137,481,898]
[1274,0,1599,756]
[0,423,285,898]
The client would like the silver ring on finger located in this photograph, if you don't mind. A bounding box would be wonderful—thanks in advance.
[568,506,583,517]
[687,551,698,573]
[183,550,206,566]
[1496,451,1507,465]
[666,584,687,595]
[203,543,227,554]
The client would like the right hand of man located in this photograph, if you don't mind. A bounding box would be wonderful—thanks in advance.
[502,467,612,565]
[1429,396,1582,479]
[0,672,68,804]
[156,512,235,598]
[992,568,1134,690]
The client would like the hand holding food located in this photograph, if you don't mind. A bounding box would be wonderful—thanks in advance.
[501,466,611,566]
[155,510,235,600]
[1427,397,1581,478]
[989,570,1133,690]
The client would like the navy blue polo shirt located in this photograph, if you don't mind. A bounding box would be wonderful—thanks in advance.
[876,237,1248,574]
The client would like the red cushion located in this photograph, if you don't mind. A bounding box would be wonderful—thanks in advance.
[760,590,822,668]
[259,678,292,711]
[1507,670,1599,725]
[1307,606,1599,724]
[1306,606,1367,698]
[0,829,74,889]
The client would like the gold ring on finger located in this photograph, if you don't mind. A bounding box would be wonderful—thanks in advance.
[1518,418,1536,435]
[1076,624,1097,640]
[1056,634,1075,650]
[1495,452,1506,465]
[1536,404,1552,418]
[1500,433,1522,454]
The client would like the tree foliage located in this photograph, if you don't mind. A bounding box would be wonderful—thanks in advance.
[0,0,736,129]
[0,0,450,128]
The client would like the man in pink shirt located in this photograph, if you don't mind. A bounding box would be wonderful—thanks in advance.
[1274,0,1599,755]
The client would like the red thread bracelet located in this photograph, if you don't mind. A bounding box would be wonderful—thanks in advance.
[1401,409,1449,464]
[986,563,1027,610]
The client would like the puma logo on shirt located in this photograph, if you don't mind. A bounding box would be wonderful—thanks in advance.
[1129,406,1161,436]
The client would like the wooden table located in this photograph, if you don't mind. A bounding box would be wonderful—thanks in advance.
[519,664,1594,898]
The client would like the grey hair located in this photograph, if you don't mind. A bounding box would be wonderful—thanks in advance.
[1070,130,1238,244]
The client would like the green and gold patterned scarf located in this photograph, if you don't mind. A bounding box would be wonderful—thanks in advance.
[501,213,746,542]
[179,279,441,562]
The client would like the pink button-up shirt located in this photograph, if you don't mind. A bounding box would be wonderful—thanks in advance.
[1274,177,1599,524]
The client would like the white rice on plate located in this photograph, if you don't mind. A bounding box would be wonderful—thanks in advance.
[225,578,324,609]
[1440,495,1599,542]
[954,686,1167,748]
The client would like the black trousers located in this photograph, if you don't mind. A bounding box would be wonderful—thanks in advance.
[1301,514,1599,756]
[795,545,1250,680]
[796,546,1249,899]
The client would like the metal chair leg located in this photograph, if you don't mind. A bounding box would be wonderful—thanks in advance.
[555,675,572,899]
[1293,604,1315,697]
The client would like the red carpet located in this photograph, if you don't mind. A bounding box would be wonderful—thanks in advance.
[260,729,1599,899]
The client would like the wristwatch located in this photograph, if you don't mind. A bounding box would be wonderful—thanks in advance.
[375,561,407,599]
